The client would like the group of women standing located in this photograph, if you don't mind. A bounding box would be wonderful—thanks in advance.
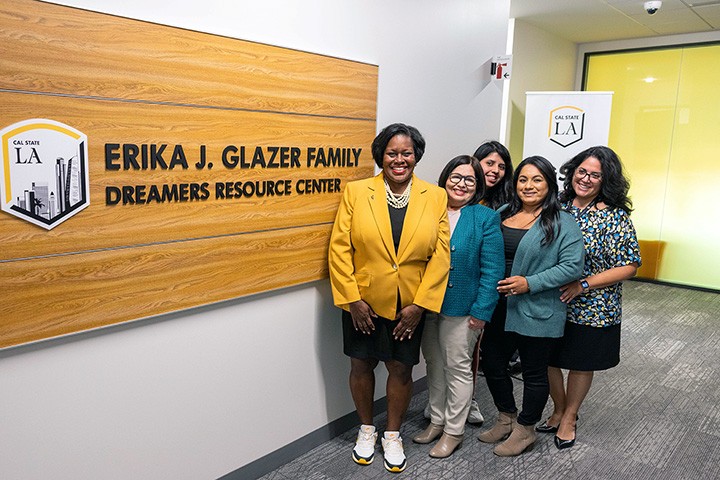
[328,124,641,473]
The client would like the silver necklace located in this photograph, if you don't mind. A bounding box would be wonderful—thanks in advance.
[385,178,412,209]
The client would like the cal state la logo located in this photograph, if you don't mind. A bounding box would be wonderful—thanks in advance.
[0,119,90,230]
[548,106,585,148]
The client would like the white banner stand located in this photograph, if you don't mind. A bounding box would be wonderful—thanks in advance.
[523,91,613,180]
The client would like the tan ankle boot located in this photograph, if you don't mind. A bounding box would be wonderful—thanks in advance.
[429,432,463,458]
[412,423,444,444]
[493,423,536,456]
[477,411,517,443]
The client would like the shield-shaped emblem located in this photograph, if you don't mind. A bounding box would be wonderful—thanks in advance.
[0,119,90,230]
[548,106,585,148]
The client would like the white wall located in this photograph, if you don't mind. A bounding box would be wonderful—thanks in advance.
[505,19,577,161]
[0,1,510,479]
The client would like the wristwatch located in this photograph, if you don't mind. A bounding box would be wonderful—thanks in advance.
[580,279,590,292]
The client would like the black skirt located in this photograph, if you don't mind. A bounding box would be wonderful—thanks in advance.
[342,309,425,366]
[549,321,621,371]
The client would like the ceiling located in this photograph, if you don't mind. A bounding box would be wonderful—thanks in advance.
[510,0,720,43]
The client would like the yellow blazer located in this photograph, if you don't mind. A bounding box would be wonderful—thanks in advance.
[329,173,450,320]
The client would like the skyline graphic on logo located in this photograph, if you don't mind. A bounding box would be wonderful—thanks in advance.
[0,119,90,230]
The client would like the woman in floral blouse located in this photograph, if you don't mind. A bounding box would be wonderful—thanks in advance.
[540,146,642,450]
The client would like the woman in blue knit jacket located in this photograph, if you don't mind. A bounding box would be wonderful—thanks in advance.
[412,155,504,458]
[477,156,584,457]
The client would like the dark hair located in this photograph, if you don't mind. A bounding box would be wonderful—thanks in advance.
[473,141,513,210]
[502,156,561,245]
[559,146,633,214]
[437,155,486,206]
[371,123,426,169]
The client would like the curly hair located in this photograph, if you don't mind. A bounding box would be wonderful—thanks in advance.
[558,146,633,214]
[473,141,513,210]
[502,156,561,245]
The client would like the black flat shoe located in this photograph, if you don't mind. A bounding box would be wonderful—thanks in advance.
[554,422,577,450]
[554,434,576,449]
[535,420,558,433]
[536,414,579,434]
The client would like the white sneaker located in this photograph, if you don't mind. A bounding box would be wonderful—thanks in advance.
[423,403,431,420]
[467,399,484,425]
[352,425,377,465]
[381,432,407,473]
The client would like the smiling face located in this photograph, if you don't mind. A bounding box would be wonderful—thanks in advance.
[445,163,477,209]
[516,163,549,209]
[479,152,506,188]
[382,134,416,193]
[572,156,603,203]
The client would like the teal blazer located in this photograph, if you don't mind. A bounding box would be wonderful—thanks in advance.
[505,211,584,338]
[440,204,504,321]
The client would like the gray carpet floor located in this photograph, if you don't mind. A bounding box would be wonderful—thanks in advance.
[260,281,720,479]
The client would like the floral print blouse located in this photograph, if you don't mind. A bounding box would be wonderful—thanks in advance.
[563,202,642,328]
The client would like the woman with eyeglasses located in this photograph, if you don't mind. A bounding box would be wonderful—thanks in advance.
[539,146,641,450]
[424,141,516,426]
[476,156,584,456]
[413,155,504,458]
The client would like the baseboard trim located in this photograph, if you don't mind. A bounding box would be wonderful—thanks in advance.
[218,376,428,480]
[630,277,719,294]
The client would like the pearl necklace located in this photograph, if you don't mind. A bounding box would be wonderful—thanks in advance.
[385,178,412,209]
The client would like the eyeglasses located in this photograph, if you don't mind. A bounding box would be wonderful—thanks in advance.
[575,167,602,182]
[448,173,477,187]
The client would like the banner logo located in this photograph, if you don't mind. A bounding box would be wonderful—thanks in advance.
[1,119,90,230]
[548,106,585,148]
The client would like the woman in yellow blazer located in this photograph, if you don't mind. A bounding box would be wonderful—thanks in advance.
[329,123,450,473]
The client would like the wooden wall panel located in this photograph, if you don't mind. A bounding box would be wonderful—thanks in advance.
[0,224,332,348]
[0,0,377,119]
[0,92,374,259]
[0,0,377,348]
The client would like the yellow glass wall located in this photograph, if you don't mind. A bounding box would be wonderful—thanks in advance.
[585,44,720,290]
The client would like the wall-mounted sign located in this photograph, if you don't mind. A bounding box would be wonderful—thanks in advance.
[491,55,512,81]
[0,0,377,349]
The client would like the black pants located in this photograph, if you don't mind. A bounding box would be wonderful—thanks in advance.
[480,298,557,426]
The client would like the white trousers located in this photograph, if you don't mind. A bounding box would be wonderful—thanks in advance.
[421,313,481,435]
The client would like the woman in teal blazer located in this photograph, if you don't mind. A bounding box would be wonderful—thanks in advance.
[413,155,504,459]
[477,156,584,457]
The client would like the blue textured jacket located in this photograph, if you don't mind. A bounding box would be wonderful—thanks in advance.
[440,204,504,322]
[505,211,585,338]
